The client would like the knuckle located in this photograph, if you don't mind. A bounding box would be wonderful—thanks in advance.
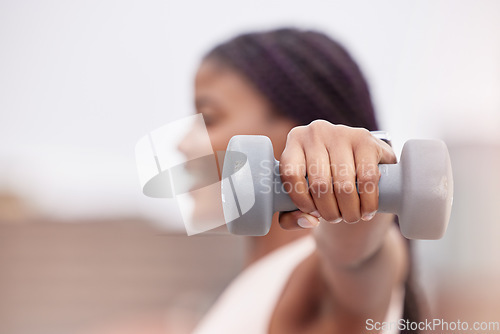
[307,120,332,138]
[279,158,305,178]
[354,128,375,146]
[309,119,330,128]
[357,169,380,185]
[308,177,331,196]
[358,127,371,137]
[279,163,303,179]
[290,196,314,212]
[334,179,356,195]
[287,126,306,140]
[332,123,347,131]
[332,123,353,134]
[279,175,302,195]
[279,173,300,190]
[327,124,356,143]
[354,127,372,141]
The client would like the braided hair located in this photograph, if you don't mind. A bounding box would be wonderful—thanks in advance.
[205,28,378,131]
[204,27,420,333]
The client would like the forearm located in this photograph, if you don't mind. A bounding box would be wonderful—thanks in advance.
[314,213,393,268]
[276,122,408,317]
[313,216,409,316]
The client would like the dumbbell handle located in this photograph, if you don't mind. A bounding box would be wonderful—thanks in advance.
[271,159,402,214]
[223,136,452,239]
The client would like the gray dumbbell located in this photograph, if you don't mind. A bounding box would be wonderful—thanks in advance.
[221,135,453,240]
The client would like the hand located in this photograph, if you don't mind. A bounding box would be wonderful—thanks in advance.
[278,120,397,229]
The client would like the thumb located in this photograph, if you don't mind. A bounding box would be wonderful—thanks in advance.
[278,210,320,230]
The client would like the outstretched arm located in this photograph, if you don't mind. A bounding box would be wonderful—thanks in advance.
[278,120,409,324]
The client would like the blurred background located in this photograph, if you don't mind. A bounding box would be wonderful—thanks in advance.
[1,0,499,333]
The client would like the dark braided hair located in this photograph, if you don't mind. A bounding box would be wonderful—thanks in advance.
[204,27,420,333]
[205,28,378,131]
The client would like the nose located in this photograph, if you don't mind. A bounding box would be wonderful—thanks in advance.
[177,118,214,161]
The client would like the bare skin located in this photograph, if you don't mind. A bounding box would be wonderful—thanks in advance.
[188,59,409,333]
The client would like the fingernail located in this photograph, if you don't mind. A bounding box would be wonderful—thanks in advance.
[298,216,318,229]
[310,210,321,218]
[361,211,377,221]
[319,217,342,224]
[331,217,343,224]
[345,218,360,224]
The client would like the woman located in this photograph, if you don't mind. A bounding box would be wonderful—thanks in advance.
[185,28,420,334]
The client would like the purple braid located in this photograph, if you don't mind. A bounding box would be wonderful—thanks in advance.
[204,27,379,131]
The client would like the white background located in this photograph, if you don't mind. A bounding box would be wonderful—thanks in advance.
[1,0,499,227]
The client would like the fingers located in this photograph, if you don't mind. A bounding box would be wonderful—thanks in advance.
[354,141,382,221]
[304,142,342,223]
[278,123,398,230]
[353,134,397,221]
[327,143,361,223]
[279,210,320,230]
[279,129,318,216]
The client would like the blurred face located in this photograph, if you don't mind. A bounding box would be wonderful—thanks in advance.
[177,58,296,230]
[180,58,296,160]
